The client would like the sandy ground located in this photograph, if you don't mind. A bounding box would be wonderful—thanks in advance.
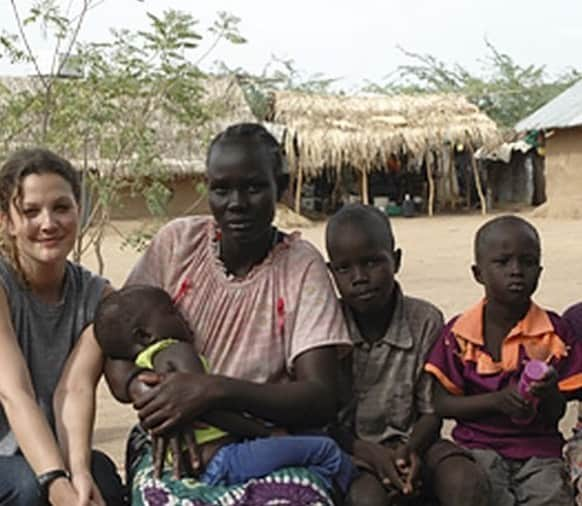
[81,212,582,470]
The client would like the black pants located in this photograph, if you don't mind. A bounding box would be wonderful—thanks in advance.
[0,450,127,505]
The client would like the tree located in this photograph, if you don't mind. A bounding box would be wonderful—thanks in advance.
[364,41,580,129]
[0,1,245,271]
[218,55,339,119]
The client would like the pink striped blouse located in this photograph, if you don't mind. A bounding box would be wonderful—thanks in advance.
[126,216,351,383]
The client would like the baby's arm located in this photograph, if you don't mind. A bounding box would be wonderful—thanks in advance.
[152,342,270,438]
[151,341,205,375]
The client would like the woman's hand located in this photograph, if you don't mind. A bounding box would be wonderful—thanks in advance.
[47,477,84,506]
[71,469,105,506]
[134,371,219,435]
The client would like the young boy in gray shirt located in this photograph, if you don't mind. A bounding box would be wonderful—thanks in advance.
[326,204,487,506]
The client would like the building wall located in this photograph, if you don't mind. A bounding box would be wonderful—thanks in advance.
[544,127,582,217]
[487,151,534,206]
[109,178,209,220]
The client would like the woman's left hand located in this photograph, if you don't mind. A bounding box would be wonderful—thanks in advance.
[71,469,105,506]
[134,371,218,435]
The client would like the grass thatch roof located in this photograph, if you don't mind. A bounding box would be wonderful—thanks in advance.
[267,90,501,177]
[0,75,254,178]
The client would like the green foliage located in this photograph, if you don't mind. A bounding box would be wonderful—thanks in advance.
[0,1,246,266]
[24,0,69,39]
[120,222,160,253]
[210,12,247,45]
[365,41,581,129]
[219,56,340,119]
[0,33,29,63]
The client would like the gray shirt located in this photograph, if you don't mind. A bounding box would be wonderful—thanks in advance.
[338,285,444,444]
[0,258,106,455]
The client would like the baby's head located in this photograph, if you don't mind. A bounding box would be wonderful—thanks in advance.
[94,285,192,361]
[326,204,401,315]
[472,215,542,307]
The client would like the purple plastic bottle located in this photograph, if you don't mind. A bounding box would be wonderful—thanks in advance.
[512,359,550,425]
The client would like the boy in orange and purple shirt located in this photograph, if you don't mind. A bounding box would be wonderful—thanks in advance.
[425,215,582,505]
[563,303,582,505]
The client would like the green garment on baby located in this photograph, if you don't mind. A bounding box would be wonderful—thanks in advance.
[135,338,227,445]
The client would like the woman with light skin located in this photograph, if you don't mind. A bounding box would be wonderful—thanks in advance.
[0,148,125,506]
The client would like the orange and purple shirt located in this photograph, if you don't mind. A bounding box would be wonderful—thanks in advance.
[425,300,582,459]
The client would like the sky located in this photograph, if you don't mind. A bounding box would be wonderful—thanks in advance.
[1,0,580,89]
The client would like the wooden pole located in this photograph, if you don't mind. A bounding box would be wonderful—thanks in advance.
[447,146,457,209]
[294,164,303,214]
[468,144,487,215]
[361,170,369,205]
[331,167,342,212]
[426,152,435,217]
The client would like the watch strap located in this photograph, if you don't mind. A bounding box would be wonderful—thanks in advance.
[37,469,70,501]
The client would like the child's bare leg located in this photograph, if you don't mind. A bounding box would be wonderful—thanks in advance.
[425,441,490,506]
[346,471,398,506]
[431,455,489,506]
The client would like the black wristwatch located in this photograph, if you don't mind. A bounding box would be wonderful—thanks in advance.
[37,469,71,501]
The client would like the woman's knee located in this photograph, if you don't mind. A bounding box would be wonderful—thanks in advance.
[431,455,489,506]
[0,455,41,505]
[91,450,127,505]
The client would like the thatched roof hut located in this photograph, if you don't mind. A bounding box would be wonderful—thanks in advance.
[267,90,500,214]
[0,75,254,179]
[267,90,501,178]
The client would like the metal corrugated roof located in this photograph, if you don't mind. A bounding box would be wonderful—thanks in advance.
[474,140,532,163]
[515,79,582,132]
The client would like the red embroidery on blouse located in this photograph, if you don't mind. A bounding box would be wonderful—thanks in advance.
[173,278,192,305]
[277,297,285,336]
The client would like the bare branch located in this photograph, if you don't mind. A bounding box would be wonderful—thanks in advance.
[181,192,207,216]
[70,0,106,22]
[55,0,90,76]
[194,29,224,67]
[9,0,48,90]
[48,0,76,75]
[80,198,102,236]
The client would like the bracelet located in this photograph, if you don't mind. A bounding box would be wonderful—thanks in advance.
[37,469,71,501]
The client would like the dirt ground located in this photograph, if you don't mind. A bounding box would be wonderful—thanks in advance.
[82,212,582,470]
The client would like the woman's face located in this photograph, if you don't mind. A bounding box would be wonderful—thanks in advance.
[6,172,79,267]
[207,143,278,244]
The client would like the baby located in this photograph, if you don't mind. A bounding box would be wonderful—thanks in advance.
[94,285,355,493]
